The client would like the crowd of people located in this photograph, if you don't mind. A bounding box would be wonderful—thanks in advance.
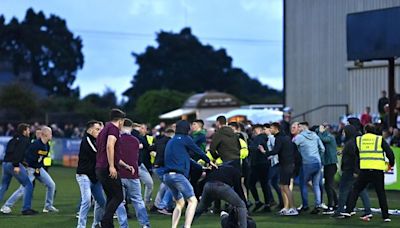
[0,122,85,139]
[0,107,396,228]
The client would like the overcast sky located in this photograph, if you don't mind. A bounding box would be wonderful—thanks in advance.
[1,0,283,100]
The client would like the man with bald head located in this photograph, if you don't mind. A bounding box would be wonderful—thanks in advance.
[3,126,59,213]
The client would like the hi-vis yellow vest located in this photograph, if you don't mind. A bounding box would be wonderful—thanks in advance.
[146,135,156,164]
[356,133,386,171]
[43,141,53,167]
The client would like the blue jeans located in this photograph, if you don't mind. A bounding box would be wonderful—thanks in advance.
[154,182,174,210]
[154,168,174,210]
[164,173,194,200]
[336,171,371,213]
[116,201,128,228]
[0,162,33,211]
[299,163,322,207]
[76,174,105,228]
[5,167,56,208]
[117,178,150,227]
[139,164,153,204]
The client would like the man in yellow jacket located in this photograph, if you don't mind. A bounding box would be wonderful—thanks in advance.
[344,124,395,222]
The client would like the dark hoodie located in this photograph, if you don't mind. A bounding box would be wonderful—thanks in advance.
[3,134,31,167]
[341,125,360,173]
[131,129,149,166]
[209,126,241,161]
[248,133,269,166]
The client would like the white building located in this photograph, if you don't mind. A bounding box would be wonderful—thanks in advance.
[285,0,400,125]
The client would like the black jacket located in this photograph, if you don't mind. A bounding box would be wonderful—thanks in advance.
[378,97,389,114]
[3,134,31,167]
[267,131,295,167]
[341,125,360,173]
[77,133,98,183]
[248,134,269,166]
[153,135,171,167]
[131,129,149,167]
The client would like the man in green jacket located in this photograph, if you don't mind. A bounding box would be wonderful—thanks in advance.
[209,116,241,170]
[317,124,338,214]
[191,119,207,153]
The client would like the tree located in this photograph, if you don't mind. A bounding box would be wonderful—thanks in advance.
[75,88,119,121]
[0,8,84,96]
[135,90,189,125]
[124,27,282,105]
[0,84,37,119]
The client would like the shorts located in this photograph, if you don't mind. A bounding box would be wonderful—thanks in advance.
[279,164,294,185]
[163,173,194,200]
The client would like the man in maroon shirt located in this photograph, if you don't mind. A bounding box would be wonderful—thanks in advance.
[95,109,130,228]
[115,119,150,228]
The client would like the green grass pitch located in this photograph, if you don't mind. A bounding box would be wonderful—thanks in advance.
[0,166,399,227]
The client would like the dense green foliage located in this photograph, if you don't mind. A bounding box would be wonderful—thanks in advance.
[124,28,282,105]
[0,8,83,96]
[135,90,190,125]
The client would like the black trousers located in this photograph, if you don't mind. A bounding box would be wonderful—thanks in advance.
[345,170,389,219]
[248,163,270,203]
[96,168,124,228]
[195,182,247,228]
[324,164,338,207]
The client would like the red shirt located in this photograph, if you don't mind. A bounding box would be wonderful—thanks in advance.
[96,122,121,169]
[118,133,140,179]
[360,113,372,126]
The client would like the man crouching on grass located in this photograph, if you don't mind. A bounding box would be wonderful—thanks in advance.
[163,120,217,228]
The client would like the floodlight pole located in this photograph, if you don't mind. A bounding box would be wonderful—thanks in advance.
[388,58,396,127]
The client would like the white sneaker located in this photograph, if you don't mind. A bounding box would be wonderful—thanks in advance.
[384,218,391,222]
[319,203,328,210]
[278,208,289,215]
[0,206,11,214]
[220,211,229,217]
[43,206,59,213]
[284,208,299,216]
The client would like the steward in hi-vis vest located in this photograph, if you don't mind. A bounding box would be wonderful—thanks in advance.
[344,124,395,222]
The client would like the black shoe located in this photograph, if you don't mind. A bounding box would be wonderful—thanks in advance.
[149,205,159,213]
[310,207,321,214]
[21,209,38,215]
[331,213,345,219]
[252,202,264,213]
[263,205,271,212]
[297,205,309,212]
[157,208,173,215]
[322,207,335,215]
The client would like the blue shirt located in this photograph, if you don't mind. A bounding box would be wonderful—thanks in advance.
[164,134,210,178]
